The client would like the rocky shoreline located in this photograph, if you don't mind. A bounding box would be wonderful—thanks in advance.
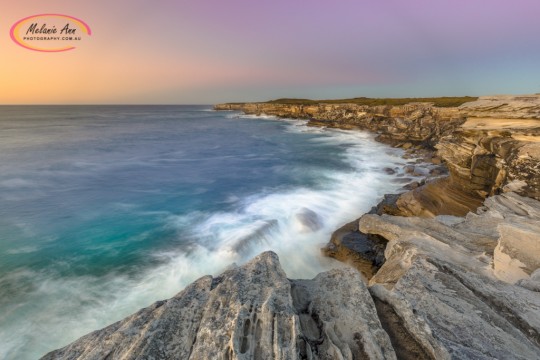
[215,95,540,214]
[43,96,540,359]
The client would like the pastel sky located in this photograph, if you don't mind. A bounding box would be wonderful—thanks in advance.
[2,0,540,104]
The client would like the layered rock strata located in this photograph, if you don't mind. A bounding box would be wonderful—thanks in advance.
[215,102,465,148]
[360,192,540,359]
[216,95,540,216]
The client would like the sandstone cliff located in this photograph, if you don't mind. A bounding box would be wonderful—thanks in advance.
[396,96,540,216]
[216,95,540,216]
[215,102,465,148]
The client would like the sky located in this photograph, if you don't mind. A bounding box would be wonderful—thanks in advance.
[2,0,540,104]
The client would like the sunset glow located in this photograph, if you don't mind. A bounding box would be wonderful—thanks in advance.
[2,0,540,104]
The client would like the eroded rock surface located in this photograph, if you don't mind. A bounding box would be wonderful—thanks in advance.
[215,102,466,148]
[458,95,540,119]
[396,95,540,216]
[359,192,540,359]
[217,95,540,217]
[42,252,396,360]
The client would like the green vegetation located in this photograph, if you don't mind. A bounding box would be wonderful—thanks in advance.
[266,96,478,107]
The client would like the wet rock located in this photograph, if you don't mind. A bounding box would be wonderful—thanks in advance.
[401,181,420,191]
[322,218,388,279]
[403,165,415,174]
[428,167,446,176]
[431,156,442,165]
[371,194,402,216]
[401,142,413,150]
[294,207,323,232]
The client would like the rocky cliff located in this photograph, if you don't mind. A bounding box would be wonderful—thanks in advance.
[217,95,540,216]
[397,96,540,217]
[214,102,465,148]
[42,96,540,359]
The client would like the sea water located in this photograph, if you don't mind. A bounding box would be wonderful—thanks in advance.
[0,105,406,359]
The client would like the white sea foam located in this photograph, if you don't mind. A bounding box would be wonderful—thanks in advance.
[0,119,408,360]
[225,113,280,121]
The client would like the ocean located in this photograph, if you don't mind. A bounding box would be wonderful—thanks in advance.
[0,105,406,359]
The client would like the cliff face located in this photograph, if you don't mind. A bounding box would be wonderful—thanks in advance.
[215,102,465,148]
[438,98,540,200]
[217,95,540,215]
[395,96,540,217]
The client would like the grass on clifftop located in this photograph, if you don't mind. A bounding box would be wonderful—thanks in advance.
[265,96,478,107]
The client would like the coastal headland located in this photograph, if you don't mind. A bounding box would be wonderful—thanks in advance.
[43,95,540,359]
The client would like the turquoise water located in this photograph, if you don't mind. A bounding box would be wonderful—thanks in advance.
[0,106,405,359]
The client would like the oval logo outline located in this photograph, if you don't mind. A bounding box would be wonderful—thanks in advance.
[10,14,92,52]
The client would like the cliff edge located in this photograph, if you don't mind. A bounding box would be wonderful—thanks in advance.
[216,95,540,216]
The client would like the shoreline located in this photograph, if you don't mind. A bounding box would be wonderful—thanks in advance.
[216,95,540,212]
[42,95,540,359]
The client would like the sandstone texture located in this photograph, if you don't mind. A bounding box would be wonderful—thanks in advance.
[217,95,540,216]
[397,96,540,216]
[360,192,540,359]
[215,102,465,148]
[42,252,396,360]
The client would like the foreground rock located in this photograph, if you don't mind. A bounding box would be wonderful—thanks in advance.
[42,252,396,360]
[44,194,540,360]
[360,192,540,359]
